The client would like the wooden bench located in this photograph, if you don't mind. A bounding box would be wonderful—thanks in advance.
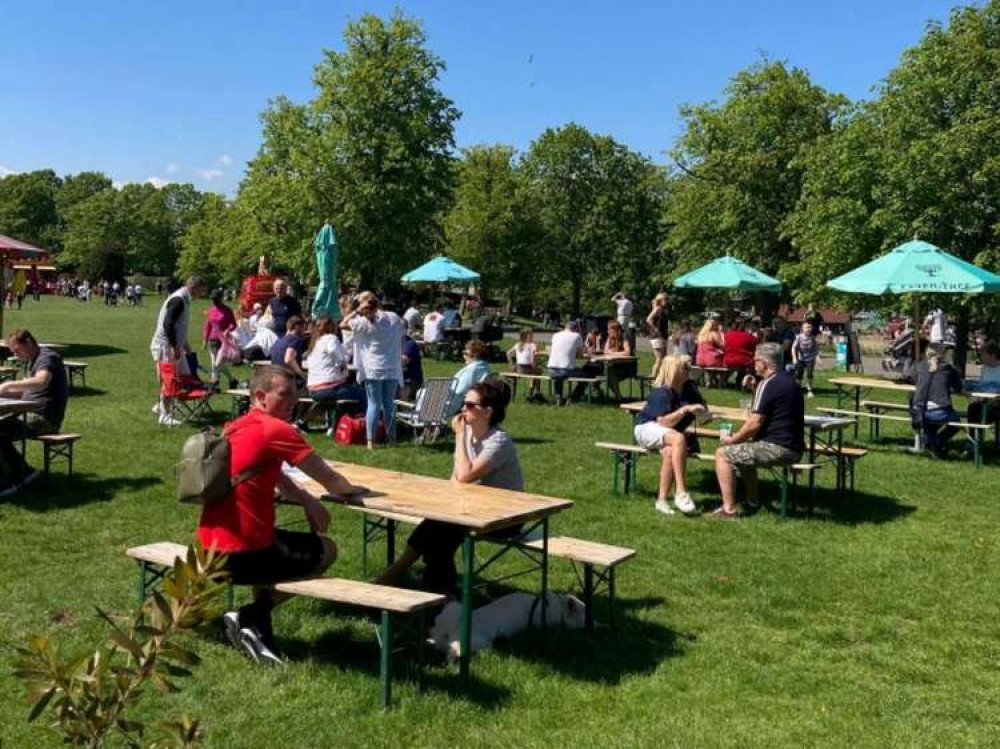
[691,365,731,388]
[860,400,910,439]
[126,541,444,709]
[344,506,634,631]
[517,535,635,630]
[814,445,869,495]
[64,361,88,389]
[596,427,722,493]
[32,433,82,476]
[500,371,551,401]
[275,578,446,708]
[566,376,602,404]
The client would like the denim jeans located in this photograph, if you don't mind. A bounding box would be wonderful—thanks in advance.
[309,383,366,428]
[921,406,959,451]
[363,378,398,442]
[547,367,587,399]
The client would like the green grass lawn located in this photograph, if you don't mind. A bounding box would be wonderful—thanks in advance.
[1,297,999,748]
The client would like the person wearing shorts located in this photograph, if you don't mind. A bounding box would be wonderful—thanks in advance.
[197,364,363,666]
[645,293,670,379]
[713,343,804,519]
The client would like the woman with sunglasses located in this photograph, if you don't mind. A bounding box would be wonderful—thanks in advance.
[375,381,522,595]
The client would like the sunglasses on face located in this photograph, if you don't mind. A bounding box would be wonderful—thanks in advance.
[461,400,484,411]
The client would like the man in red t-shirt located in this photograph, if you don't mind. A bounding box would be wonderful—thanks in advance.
[199,364,362,665]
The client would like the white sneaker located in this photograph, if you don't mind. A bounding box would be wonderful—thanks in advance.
[325,427,335,438]
[673,491,697,515]
[152,403,163,415]
[806,390,815,398]
[158,414,182,427]
[654,498,676,515]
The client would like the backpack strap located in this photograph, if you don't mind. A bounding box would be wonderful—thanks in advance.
[223,420,267,489]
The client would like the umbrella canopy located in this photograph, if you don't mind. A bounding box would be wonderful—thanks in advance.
[0,234,48,260]
[672,255,782,292]
[402,256,480,284]
[311,222,341,320]
[826,239,1000,294]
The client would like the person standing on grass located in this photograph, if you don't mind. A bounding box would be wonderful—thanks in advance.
[268,279,302,337]
[791,321,819,397]
[713,343,804,519]
[203,288,238,388]
[150,276,202,427]
[612,291,636,351]
[645,293,670,379]
[634,355,705,516]
[342,291,405,449]
[375,381,522,595]
[0,329,69,495]
[199,364,362,666]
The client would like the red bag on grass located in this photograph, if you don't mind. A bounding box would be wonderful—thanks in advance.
[334,414,385,445]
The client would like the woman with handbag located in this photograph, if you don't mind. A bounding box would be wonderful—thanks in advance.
[203,288,238,388]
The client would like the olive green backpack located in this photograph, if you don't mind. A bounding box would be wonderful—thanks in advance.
[176,426,262,504]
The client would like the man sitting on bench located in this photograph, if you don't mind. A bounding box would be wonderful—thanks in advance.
[713,343,804,520]
[198,364,363,666]
[0,329,69,495]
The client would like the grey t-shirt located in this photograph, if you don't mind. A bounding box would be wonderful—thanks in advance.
[28,347,69,428]
[461,426,523,491]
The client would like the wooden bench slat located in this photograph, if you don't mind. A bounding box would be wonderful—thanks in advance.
[519,535,635,567]
[500,372,551,381]
[860,400,909,410]
[342,504,424,526]
[36,433,81,444]
[815,445,869,458]
[595,441,647,453]
[274,578,446,613]
[126,542,188,567]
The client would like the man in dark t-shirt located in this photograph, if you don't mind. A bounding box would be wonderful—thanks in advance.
[270,316,308,385]
[713,342,804,519]
[0,329,70,492]
[268,279,302,337]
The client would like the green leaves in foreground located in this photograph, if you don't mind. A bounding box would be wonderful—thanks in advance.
[12,544,229,748]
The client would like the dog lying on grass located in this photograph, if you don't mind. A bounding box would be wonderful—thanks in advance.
[430,591,586,661]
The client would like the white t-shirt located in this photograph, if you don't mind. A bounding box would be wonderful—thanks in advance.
[926,309,947,344]
[548,330,582,369]
[403,306,423,330]
[615,297,633,323]
[424,312,444,343]
[306,334,350,389]
[515,342,536,366]
[349,311,404,383]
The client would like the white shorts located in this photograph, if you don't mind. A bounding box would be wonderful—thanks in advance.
[150,344,190,375]
[649,338,665,351]
[634,421,675,450]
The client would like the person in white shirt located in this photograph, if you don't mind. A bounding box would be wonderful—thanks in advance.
[342,291,405,449]
[423,305,444,344]
[613,291,636,350]
[305,317,366,434]
[403,301,423,332]
[507,327,544,402]
[546,320,587,405]
[925,308,948,344]
[242,319,278,362]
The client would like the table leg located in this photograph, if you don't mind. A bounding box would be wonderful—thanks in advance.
[540,518,549,631]
[853,387,860,438]
[459,533,475,678]
[386,519,396,567]
[809,427,817,501]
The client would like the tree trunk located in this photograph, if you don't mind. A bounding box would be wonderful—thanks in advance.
[954,304,970,377]
[571,278,582,319]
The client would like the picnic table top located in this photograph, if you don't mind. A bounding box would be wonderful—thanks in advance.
[287,461,574,534]
[831,375,999,401]
[0,397,40,414]
[620,401,854,431]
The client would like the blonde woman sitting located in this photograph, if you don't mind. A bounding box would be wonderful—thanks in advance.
[633,356,706,516]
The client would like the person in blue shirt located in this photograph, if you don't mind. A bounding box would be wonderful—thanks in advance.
[449,340,492,415]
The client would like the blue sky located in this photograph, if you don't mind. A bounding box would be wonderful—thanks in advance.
[0,0,960,196]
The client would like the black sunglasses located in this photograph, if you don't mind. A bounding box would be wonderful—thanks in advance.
[461,400,485,410]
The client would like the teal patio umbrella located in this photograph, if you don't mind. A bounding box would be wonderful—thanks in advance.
[311,222,341,320]
[827,239,1000,365]
[401,256,480,284]
[673,255,782,292]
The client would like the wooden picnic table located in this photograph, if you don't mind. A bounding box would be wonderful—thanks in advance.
[830,375,999,438]
[289,461,574,678]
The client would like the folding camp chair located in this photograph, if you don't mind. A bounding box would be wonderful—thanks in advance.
[394,378,457,444]
[157,361,213,425]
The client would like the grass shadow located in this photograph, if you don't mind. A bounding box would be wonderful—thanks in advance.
[68,386,108,398]
[2,473,161,512]
[283,625,513,709]
[61,343,128,359]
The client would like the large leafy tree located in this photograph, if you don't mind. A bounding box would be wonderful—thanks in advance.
[664,61,846,292]
[788,1,1000,363]
[444,145,541,310]
[236,11,459,291]
[521,123,668,315]
[0,169,63,249]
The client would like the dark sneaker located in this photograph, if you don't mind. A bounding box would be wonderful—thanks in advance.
[240,626,285,667]
[222,611,244,650]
